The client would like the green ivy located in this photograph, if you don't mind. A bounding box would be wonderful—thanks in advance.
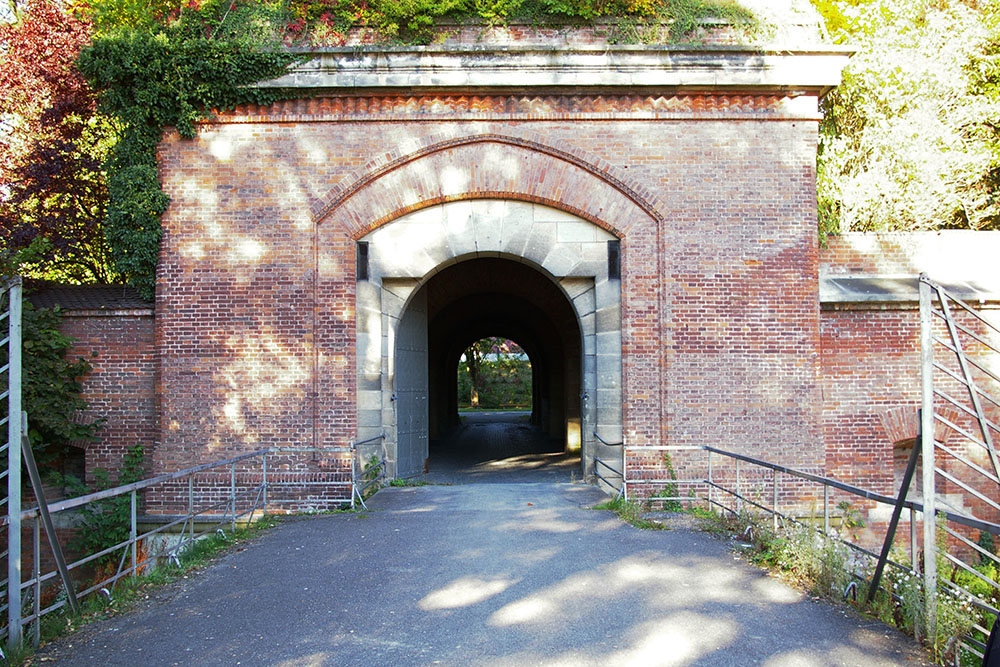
[78,0,757,298]
[288,0,759,44]
[21,301,101,467]
[78,1,303,299]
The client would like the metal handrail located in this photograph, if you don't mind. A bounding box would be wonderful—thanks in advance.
[592,455,624,499]
[11,448,270,523]
[702,445,1000,536]
[4,440,376,648]
[593,431,623,447]
[352,432,386,448]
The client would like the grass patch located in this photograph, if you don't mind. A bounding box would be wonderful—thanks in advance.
[4,514,282,665]
[389,478,432,487]
[708,507,989,665]
[591,497,666,530]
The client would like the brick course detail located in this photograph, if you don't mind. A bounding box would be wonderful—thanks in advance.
[148,89,824,510]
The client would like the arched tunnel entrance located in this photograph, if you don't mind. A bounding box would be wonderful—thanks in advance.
[412,258,583,479]
[354,199,623,486]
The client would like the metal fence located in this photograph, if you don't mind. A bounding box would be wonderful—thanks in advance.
[1,434,386,650]
[919,275,1000,661]
[590,275,1000,662]
[0,278,22,649]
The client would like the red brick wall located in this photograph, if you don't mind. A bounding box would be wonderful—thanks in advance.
[154,91,824,502]
[821,306,917,494]
[60,309,156,482]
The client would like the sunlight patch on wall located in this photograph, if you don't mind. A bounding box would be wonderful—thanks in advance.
[440,165,470,196]
[235,239,266,262]
[209,135,233,162]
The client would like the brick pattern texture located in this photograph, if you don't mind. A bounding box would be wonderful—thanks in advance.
[149,92,822,512]
[60,310,156,482]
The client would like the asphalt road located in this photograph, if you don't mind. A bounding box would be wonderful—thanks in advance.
[36,481,932,666]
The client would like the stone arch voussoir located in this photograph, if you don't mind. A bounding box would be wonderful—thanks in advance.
[310,127,663,237]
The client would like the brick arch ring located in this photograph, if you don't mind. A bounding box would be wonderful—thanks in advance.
[309,128,665,237]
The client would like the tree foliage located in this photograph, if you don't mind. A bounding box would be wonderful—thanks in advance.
[458,338,532,410]
[78,0,302,299]
[0,0,117,283]
[816,0,1000,234]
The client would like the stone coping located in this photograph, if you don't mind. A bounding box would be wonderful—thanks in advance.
[262,45,853,95]
[820,275,1000,306]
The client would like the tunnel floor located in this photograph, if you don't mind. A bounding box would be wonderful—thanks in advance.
[423,411,580,484]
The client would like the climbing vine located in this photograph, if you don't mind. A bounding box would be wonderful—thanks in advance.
[77,0,303,299]
[282,0,759,45]
[78,0,757,297]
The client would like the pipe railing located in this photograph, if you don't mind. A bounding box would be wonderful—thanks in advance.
[1,440,379,649]
[351,433,387,510]
[591,431,624,498]
[616,442,1000,659]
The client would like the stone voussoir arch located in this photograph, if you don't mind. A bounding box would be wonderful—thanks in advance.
[310,125,665,237]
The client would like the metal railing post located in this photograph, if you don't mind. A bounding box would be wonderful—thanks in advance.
[262,453,268,512]
[823,485,829,536]
[909,507,917,571]
[32,517,39,648]
[919,277,938,638]
[7,279,22,649]
[772,469,778,532]
[707,451,713,512]
[130,490,137,579]
[350,442,356,510]
[621,445,627,503]
[230,463,236,534]
[735,459,741,512]
[187,475,194,546]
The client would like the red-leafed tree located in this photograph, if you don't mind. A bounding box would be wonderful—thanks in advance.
[0,0,116,283]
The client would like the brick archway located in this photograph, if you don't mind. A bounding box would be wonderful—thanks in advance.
[349,199,622,481]
[314,133,666,469]
[311,129,666,234]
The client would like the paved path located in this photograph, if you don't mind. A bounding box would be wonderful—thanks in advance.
[425,411,579,484]
[38,482,931,666]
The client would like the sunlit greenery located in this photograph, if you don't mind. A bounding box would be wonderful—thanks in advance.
[457,338,532,410]
[815,0,1000,236]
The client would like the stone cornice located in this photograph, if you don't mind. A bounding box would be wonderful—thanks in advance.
[260,45,853,96]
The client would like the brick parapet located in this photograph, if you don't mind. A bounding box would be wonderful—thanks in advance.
[59,310,156,483]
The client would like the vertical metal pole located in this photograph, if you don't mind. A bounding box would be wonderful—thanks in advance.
[823,485,830,536]
[230,464,236,534]
[262,453,268,514]
[7,279,22,648]
[910,507,918,571]
[32,518,39,648]
[707,451,713,512]
[621,446,627,503]
[187,475,194,545]
[130,490,137,579]
[349,444,356,510]
[772,469,778,532]
[919,277,938,639]
[735,460,741,511]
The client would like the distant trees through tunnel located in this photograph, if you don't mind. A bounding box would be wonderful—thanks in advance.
[423,257,583,454]
[457,338,532,411]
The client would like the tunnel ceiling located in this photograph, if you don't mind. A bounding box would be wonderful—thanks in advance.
[425,257,580,350]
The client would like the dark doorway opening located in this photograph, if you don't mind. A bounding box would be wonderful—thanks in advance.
[397,256,583,482]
